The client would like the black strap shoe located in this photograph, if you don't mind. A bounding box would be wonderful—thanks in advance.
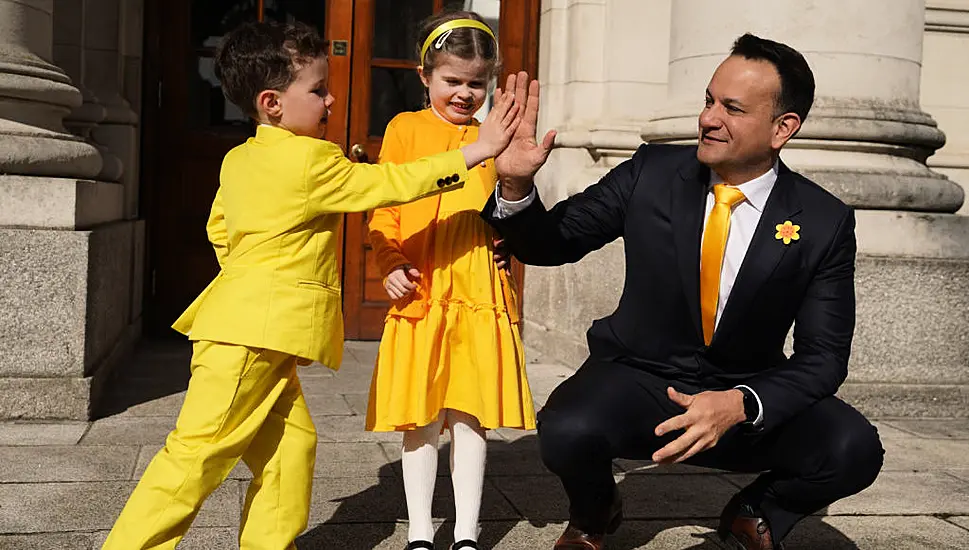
[406,541,434,550]
[452,540,479,550]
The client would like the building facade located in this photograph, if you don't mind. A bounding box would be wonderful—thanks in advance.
[0,0,966,419]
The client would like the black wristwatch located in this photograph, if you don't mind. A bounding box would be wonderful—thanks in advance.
[737,386,759,425]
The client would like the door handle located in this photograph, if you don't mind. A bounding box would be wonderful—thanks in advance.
[350,143,368,162]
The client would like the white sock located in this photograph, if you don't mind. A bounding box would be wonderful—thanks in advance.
[447,409,487,543]
[402,413,444,543]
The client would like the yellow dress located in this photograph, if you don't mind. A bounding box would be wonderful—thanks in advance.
[365,109,536,432]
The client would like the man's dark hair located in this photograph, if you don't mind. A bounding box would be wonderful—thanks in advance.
[215,20,328,118]
[731,33,815,122]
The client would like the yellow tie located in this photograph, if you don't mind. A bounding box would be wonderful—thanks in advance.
[700,184,747,345]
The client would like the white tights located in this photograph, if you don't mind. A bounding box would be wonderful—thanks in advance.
[402,409,487,543]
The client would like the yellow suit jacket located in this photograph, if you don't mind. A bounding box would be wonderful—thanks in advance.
[172,125,468,369]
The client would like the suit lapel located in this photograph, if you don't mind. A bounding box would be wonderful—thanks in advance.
[714,165,803,344]
[671,158,710,343]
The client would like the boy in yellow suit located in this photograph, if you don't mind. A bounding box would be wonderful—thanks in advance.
[102,20,521,550]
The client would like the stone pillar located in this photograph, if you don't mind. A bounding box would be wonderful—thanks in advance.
[921,0,969,214]
[84,0,139,218]
[0,0,140,420]
[0,0,101,178]
[522,0,672,364]
[52,0,124,182]
[643,0,963,213]
[639,0,969,416]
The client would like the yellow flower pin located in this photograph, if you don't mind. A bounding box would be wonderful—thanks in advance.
[775,221,800,244]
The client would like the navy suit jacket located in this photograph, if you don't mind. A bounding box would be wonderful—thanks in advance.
[482,144,857,433]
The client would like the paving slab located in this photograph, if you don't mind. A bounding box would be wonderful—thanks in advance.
[869,420,916,440]
[946,470,969,483]
[480,520,723,550]
[883,419,969,439]
[344,341,380,366]
[824,471,969,515]
[314,416,402,443]
[307,475,520,526]
[0,532,96,550]
[295,521,408,550]
[302,371,381,395]
[784,515,969,549]
[879,433,969,471]
[0,445,138,482]
[307,476,406,524]
[343,392,371,416]
[946,516,969,530]
[303,392,356,416]
[297,364,336,378]
[314,442,397,478]
[0,480,241,533]
[490,473,740,522]
[107,390,186,417]
[492,427,537,442]
[90,527,237,549]
[79,416,175,445]
[522,363,575,397]
[0,422,88,446]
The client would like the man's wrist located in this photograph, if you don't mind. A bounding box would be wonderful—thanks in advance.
[734,385,763,426]
[498,178,534,202]
[726,388,748,426]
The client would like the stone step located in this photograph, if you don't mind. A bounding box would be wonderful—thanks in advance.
[838,383,969,418]
[0,376,91,420]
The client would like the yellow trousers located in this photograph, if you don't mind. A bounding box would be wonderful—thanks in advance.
[102,341,318,550]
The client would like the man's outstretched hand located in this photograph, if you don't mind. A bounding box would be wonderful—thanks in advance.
[651,387,747,464]
[495,71,556,201]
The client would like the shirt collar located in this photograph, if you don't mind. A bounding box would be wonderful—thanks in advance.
[709,161,779,213]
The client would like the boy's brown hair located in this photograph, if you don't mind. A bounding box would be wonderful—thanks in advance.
[215,20,329,118]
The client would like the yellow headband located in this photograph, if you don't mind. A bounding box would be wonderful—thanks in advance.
[419,19,496,64]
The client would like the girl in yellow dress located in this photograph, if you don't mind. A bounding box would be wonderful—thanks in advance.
[365,10,536,550]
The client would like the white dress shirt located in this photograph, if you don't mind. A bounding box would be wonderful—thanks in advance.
[493,162,780,427]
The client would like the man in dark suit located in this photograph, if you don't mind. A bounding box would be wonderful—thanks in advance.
[489,34,884,550]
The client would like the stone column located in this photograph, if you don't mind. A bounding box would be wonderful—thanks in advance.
[0,0,139,420]
[640,0,969,417]
[522,0,672,364]
[85,0,139,218]
[52,0,124,182]
[643,0,963,213]
[921,0,969,214]
[0,0,101,179]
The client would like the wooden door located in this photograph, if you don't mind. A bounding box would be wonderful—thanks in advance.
[142,0,336,334]
[341,0,542,339]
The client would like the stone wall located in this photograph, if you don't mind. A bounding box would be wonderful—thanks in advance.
[0,0,144,420]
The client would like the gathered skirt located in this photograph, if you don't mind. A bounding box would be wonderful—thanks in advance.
[365,210,536,432]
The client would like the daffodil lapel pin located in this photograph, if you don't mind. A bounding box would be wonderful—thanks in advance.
[775,220,800,245]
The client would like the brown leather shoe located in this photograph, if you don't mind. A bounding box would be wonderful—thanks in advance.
[717,494,784,550]
[554,490,623,550]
